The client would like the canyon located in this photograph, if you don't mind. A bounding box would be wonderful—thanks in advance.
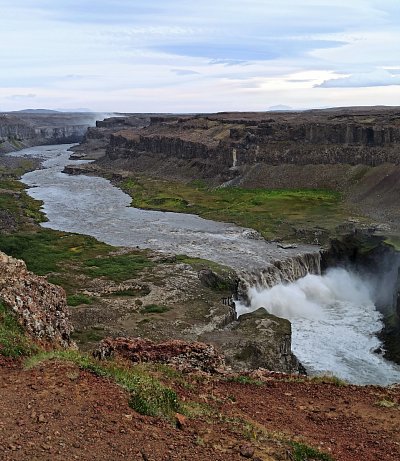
[2,108,400,460]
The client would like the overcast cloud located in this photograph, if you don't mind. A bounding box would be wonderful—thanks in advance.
[0,0,399,112]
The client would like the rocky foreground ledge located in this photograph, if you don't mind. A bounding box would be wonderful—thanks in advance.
[0,251,75,349]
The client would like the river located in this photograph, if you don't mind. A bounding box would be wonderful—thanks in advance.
[9,144,400,385]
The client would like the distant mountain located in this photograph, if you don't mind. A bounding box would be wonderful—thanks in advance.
[267,105,293,111]
[14,109,61,114]
[55,108,93,113]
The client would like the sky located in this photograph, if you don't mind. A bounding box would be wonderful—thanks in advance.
[1,0,400,112]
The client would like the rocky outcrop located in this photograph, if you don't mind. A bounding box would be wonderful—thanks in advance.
[0,251,75,348]
[93,337,226,373]
[201,307,304,374]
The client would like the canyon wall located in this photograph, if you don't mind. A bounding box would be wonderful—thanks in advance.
[100,109,400,177]
[0,112,99,153]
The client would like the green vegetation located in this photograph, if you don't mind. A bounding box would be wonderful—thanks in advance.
[290,441,334,461]
[0,230,110,275]
[25,350,180,418]
[120,176,349,241]
[141,304,170,314]
[0,230,155,295]
[0,300,37,358]
[0,179,45,228]
[84,253,154,282]
[67,293,94,306]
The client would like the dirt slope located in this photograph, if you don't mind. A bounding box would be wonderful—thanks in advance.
[1,358,399,461]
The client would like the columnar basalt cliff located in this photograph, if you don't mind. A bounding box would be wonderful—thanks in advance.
[101,108,400,174]
[0,251,75,348]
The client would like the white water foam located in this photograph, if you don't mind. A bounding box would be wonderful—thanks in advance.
[236,268,400,385]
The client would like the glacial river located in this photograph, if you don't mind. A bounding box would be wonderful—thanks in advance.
[10,144,400,385]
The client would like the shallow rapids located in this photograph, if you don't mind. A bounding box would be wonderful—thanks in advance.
[237,268,400,385]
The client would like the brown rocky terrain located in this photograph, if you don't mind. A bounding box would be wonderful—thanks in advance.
[1,357,400,461]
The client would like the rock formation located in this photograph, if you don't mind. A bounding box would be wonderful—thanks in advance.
[0,251,75,348]
[201,307,304,374]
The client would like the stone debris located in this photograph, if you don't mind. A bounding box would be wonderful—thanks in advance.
[0,251,75,349]
[93,337,226,373]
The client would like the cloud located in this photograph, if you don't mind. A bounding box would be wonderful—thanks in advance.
[1,1,400,111]
[156,39,346,62]
[171,69,201,76]
[7,94,36,100]
[315,69,400,88]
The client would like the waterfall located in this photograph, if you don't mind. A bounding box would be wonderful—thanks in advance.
[234,252,400,385]
[237,252,322,304]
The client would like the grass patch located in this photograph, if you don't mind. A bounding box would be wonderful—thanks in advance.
[67,293,94,307]
[25,350,180,418]
[290,441,334,461]
[84,254,154,282]
[0,300,37,358]
[120,176,349,242]
[0,230,112,275]
[141,304,170,314]
[375,399,397,408]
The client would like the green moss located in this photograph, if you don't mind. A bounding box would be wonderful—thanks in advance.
[0,300,37,358]
[25,350,180,418]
